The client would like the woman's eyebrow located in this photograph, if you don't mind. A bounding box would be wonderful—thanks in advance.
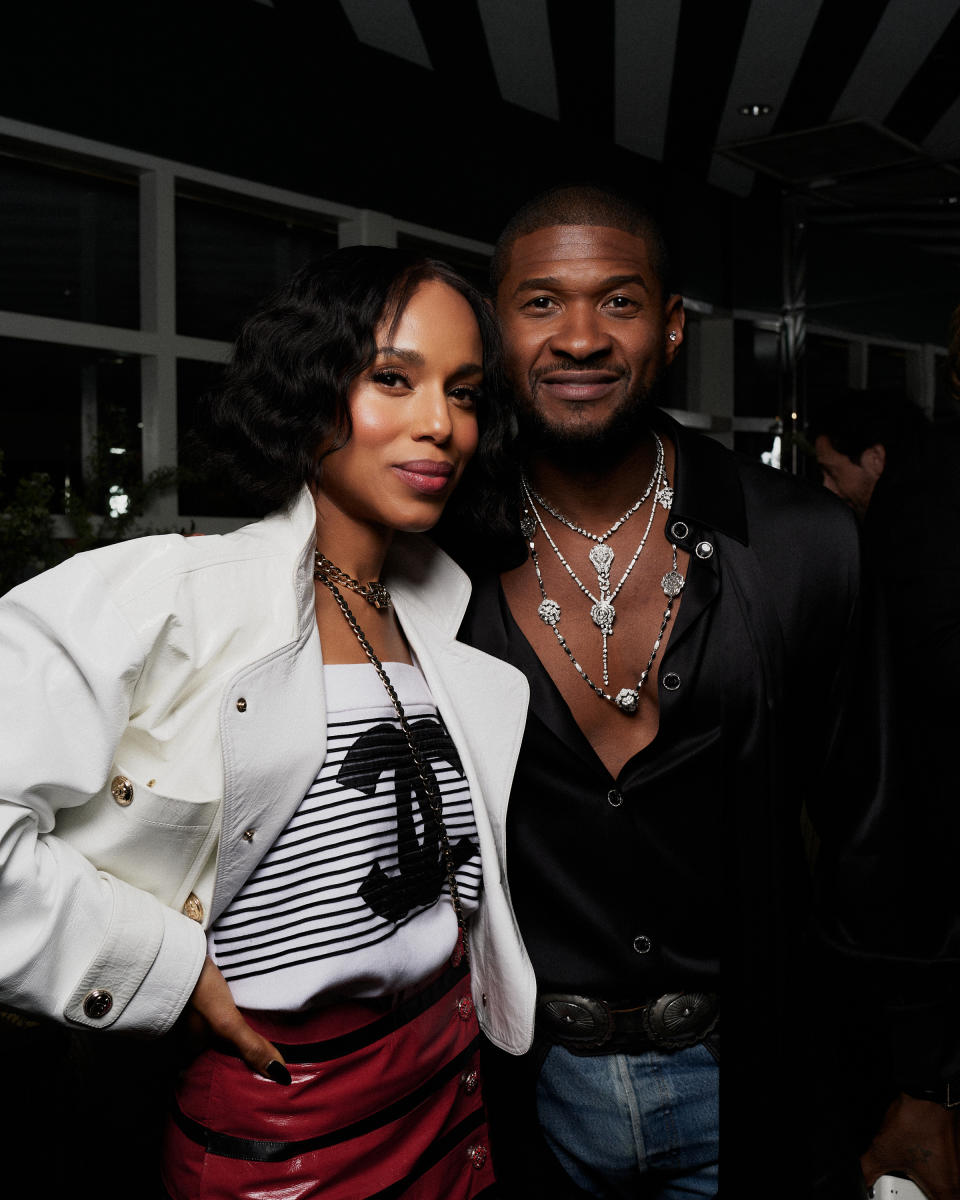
[449,361,484,380]
[375,346,425,365]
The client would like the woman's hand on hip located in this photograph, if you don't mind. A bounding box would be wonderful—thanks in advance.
[185,956,291,1085]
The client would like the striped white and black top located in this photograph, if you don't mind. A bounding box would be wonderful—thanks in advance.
[209,661,481,1012]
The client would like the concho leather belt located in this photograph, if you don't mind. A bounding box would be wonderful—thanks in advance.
[536,991,719,1054]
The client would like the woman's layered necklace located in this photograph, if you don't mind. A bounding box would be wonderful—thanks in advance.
[520,433,686,715]
[313,550,469,965]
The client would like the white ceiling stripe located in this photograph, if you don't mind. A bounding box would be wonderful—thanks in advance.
[830,0,960,124]
[709,156,762,198]
[614,0,681,162]
[477,0,559,121]
[709,0,824,195]
[715,0,824,145]
[338,0,431,69]
[924,93,960,160]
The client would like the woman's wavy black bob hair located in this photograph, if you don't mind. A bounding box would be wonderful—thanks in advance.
[199,246,508,518]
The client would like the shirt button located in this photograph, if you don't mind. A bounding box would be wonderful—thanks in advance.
[242,828,256,842]
[235,697,247,712]
[82,989,114,1019]
[662,673,681,691]
[181,893,204,923]
[456,996,475,1021]
[695,540,714,559]
[670,520,689,542]
[633,934,653,955]
[607,788,623,808]
[110,776,134,807]
[460,1068,480,1095]
[466,1143,489,1170]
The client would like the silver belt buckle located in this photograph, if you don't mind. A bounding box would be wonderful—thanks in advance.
[641,991,719,1049]
[538,993,612,1047]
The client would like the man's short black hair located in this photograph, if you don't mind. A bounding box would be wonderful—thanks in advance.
[808,388,929,472]
[490,183,673,297]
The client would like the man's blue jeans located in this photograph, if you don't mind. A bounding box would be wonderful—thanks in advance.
[535,1041,720,1198]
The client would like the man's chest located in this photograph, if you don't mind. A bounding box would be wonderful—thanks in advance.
[501,543,692,775]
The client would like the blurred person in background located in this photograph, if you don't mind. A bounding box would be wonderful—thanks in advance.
[812,383,960,1199]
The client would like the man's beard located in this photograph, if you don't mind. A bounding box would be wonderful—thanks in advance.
[513,366,666,473]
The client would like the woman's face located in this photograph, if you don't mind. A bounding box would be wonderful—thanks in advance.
[316,279,483,536]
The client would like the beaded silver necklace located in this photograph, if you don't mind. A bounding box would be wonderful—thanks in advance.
[523,438,665,545]
[520,435,678,687]
[520,456,686,714]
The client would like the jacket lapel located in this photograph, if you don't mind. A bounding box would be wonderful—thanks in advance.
[393,595,530,854]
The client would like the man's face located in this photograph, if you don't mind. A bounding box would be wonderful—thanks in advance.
[814,435,884,520]
[495,224,684,455]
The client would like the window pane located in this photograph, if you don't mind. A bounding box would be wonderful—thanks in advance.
[734,322,780,418]
[867,344,908,394]
[936,353,959,421]
[805,334,849,402]
[0,338,141,511]
[396,233,491,293]
[0,154,139,327]
[176,193,339,342]
[733,322,782,461]
[177,358,259,519]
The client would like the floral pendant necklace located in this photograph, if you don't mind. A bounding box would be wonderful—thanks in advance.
[520,454,686,713]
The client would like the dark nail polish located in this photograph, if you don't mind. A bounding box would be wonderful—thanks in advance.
[266,1060,291,1085]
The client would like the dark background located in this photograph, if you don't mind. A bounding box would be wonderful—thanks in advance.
[1,0,958,340]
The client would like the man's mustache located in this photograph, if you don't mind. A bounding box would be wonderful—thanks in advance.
[529,362,628,383]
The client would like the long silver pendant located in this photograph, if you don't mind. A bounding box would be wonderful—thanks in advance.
[589,543,615,576]
[588,543,616,684]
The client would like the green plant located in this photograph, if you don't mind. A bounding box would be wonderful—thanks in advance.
[0,434,184,596]
[0,451,67,593]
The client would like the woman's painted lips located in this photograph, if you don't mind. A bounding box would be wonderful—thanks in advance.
[393,460,455,494]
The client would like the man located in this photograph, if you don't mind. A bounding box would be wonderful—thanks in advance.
[450,186,953,1198]
[812,389,960,1198]
[812,389,929,520]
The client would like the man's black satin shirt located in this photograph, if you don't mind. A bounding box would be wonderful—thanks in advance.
[453,417,777,998]
[462,548,723,1003]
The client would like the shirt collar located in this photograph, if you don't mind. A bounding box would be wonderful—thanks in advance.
[654,409,749,546]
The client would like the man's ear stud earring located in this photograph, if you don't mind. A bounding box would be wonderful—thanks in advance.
[668,331,678,342]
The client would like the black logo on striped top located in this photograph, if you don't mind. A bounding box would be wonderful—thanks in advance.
[338,718,474,924]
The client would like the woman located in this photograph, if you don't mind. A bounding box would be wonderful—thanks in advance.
[0,248,535,1197]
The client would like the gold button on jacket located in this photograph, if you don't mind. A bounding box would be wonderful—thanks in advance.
[110,776,134,807]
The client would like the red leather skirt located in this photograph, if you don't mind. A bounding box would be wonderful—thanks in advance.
[161,959,495,1199]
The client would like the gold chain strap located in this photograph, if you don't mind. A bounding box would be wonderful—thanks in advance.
[314,566,469,965]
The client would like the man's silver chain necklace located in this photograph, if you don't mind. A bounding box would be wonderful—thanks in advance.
[523,437,668,543]
[520,441,685,714]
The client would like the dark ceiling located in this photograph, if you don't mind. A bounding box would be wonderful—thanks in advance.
[1,0,959,342]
